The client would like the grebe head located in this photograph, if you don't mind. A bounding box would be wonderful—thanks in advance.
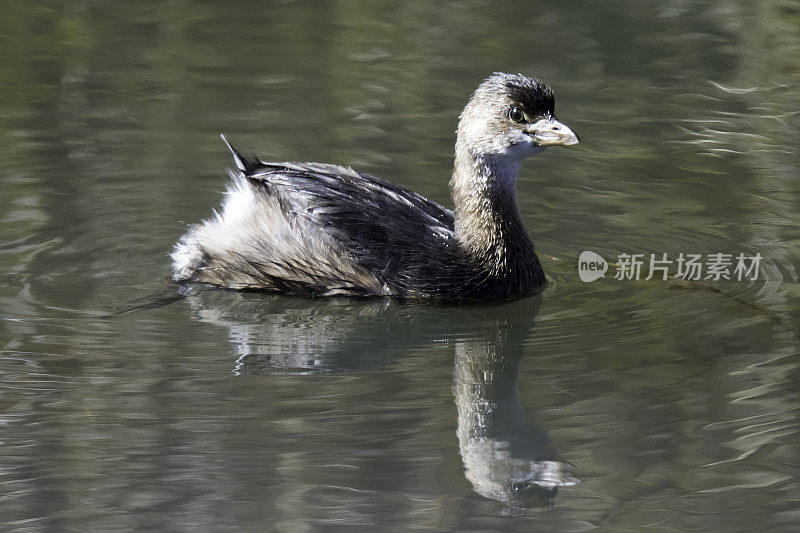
[457,73,579,161]
[450,74,579,274]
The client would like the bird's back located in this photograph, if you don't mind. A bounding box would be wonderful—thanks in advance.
[172,160,477,298]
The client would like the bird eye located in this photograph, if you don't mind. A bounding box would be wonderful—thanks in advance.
[508,107,525,123]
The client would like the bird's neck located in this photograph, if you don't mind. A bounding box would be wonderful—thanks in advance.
[449,142,537,276]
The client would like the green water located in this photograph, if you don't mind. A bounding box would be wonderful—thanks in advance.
[1,1,799,531]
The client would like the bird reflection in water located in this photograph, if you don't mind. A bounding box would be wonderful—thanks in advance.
[183,290,578,511]
[452,297,578,512]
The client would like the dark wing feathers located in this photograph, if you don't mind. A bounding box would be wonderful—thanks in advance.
[243,162,462,294]
[219,137,504,298]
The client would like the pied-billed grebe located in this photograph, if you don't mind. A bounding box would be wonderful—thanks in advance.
[172,73,579,299]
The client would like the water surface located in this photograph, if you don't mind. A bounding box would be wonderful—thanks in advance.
[1,1,799,531]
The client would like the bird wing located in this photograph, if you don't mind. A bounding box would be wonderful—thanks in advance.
[243,162,457,292]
